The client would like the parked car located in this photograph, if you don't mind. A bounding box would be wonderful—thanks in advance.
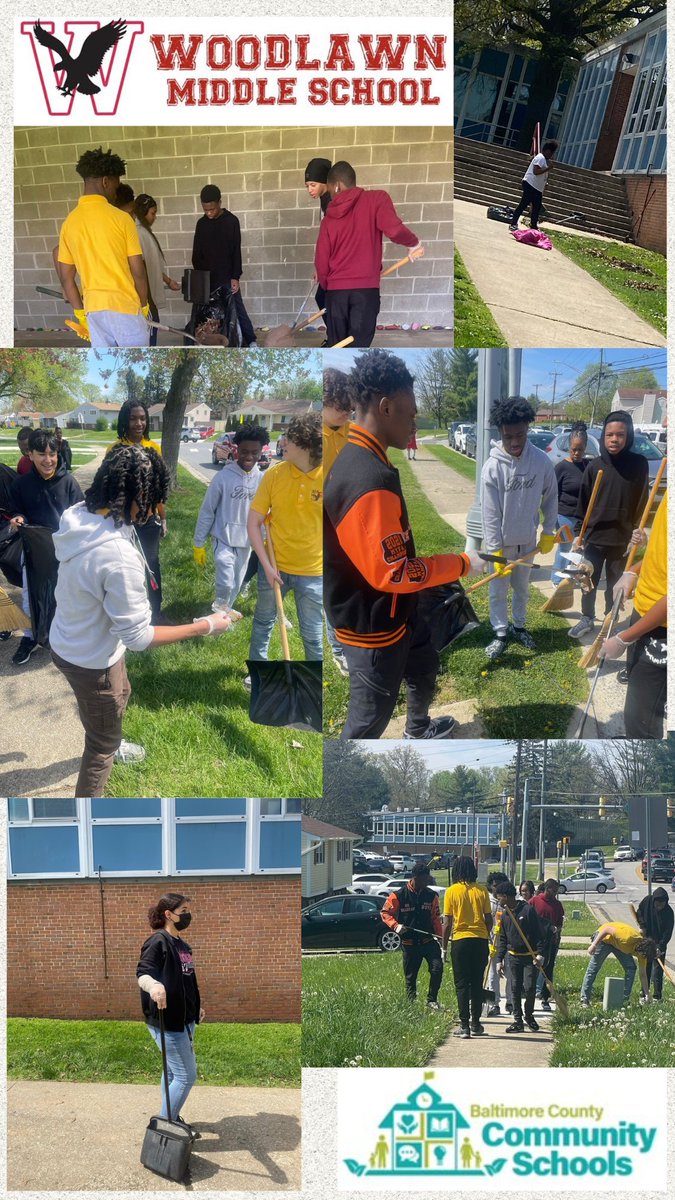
[645,858,675,883]
[348,873,401,894]
[464,425,477,458]
[388,856,416,872]
[545,431,600,466]
[181,426,200,442]
[301,893,400,951]
[527,430,555,452]
[613,845,636,861]
[447,421,464,446]
[198,425,215,439]
[557,870,615,894]
[211,432,271,470]
[454,424,474,454]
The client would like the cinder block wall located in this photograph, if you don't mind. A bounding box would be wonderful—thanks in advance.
[8,877,301,1022]
[15,125,452,331]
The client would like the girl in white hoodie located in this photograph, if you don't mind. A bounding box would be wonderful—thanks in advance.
[50,444,233,798]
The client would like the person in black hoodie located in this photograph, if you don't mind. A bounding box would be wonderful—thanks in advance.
[636,888,674,1001]
[552,422,589,584]
[8,428,83,666]
[568,410,648,639]
[495,881,547,1033]
[192,184,256,346]
[137,892,204,1138]
[304,156,332,314]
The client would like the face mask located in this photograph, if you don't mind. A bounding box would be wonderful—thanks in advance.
[174,912,192,931]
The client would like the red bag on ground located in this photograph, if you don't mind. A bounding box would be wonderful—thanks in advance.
[511,229,553,251]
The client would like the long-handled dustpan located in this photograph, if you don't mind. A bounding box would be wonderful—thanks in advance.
[501,903,569,1018]
[35,286,200,343]
[542,470,603,612]
[574,591,623,737]
[140,1009,193,1182]
[247,527,322,733]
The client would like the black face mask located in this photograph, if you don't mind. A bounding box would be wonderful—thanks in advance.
[173,912,192,931]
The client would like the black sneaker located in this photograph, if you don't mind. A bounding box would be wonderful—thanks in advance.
[540,1001,552,1013]
[508,624,536,650]
[617,668,629,684]
[0,630,11,641]
[404,716,456,740]
[525,1018,540,1032]
[485,635,507,661]
[505,1002,513,1014]
[486,1005,500,1017]
[505,1021,525,1033]
[12,637,40,666]
[453,1025,471,1039]
[470,1022,487,1036]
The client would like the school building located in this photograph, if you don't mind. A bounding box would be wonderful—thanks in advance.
[365,807,502,859]
[7,798,301,1023]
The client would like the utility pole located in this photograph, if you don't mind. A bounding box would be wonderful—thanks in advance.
[589,349,605,426]
[538,739,548,880]
[550,370,561,427]
[510,740,522,883]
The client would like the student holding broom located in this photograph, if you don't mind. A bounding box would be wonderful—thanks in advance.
[552,422,590,584]
[381,863,444,1010]
[109,399,166,622]
[529,878,565,1013]
[581,920,658,1007]
[494,880,547,1033]
[568,410,648,640]
[442,857,493,1039]
[323,349,484,740]
[636,889,674,1002]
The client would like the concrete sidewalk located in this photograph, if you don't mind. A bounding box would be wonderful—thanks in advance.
[429,997,555,1068]
[7,1080,301,1191]
[455,199,667,349]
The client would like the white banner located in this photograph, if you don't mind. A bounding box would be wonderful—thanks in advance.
[337,1068,668,1191]
[14,18,451,124]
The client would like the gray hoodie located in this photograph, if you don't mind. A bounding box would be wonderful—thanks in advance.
[481,439,557,550]
[49,503,154,669]
[194,460,262,549]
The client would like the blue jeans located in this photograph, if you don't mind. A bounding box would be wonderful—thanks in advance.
[147,1021,197,1119]
[87,310,150,347]
[249,568,323,661]
[580,943,636,1004]
[552,515,575,583]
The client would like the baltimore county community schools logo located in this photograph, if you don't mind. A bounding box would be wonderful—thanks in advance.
[20,19,144,115]
[339,1070,665,1190]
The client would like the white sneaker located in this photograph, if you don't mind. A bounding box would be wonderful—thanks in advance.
[568,616,595,639]
[114,740,146,764]
[243,675,252,691]
[284,617,293,630]
[332,651,349,676]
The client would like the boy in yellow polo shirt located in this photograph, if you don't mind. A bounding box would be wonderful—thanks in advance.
[58,147,150,348]
[581,921,658,1007]
[246,413,322,671]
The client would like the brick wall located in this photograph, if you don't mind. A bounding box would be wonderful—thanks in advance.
[14,125,452,330]
[624,175,667,255]
[592,72,634,172]
[8,876,301,1023]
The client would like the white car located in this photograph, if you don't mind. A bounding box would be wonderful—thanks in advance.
[558,870,616,894]
[180,427,200,442]
[348,873,397,895]
[388,854,416,872]
[613,846,636,862]
[371,879,446,907]
[454,424,473,454]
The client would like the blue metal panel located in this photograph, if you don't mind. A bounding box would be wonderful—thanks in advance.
[176,822,246,870]
[259,821,301,869]
[10,826,80,874]
[92,824,163,872]
[91,799,161,819]
[175,799,246,817]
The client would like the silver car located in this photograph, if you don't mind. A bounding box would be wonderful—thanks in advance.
[557,870,616,894]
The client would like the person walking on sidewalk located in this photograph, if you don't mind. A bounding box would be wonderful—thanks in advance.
[137,893,204,1141]
[443,856,493,1039]
[509,140,559,232]
[381,863,444,1009]
[495,881,547,1033]
[529,878,564,1012]
[580,921,658,1007]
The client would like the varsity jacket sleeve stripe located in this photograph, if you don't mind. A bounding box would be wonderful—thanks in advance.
[381,892,400,929]
[431,893,443,937]
[335,486,471,594]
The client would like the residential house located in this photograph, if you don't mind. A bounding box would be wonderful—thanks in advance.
[230,397,317,433]
[302,816,361,903]
[610,386,667,426]
[61,401,122,429]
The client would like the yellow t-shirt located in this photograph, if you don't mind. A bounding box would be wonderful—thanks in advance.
[443,882,491,940]
[250,460,322,576]
[600,922,643,958]
[634,489,667,619]
[108,436,162,454]
[58,196,143,315]
[323,421,350,477]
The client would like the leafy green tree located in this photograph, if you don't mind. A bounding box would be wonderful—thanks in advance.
[378,745,430,810]
[309,742,391,839]
[564,363,661,425]
[0,349,87,414]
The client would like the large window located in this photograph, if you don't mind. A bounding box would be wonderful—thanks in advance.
[558,49,620,169]
[614,27,667,174]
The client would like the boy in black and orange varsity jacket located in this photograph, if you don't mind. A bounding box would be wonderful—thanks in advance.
[324,349,483,739]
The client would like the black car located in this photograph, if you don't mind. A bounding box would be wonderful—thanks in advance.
[649,858,675,883]
[301,893,400,951]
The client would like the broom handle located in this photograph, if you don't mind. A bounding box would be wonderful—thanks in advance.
[381,252,420,278]
[500,903,554,991]
[624,456,667,572]
[265,525,291,662]
[332,336,355,348]
[577,468,604,544]
[295,308,326,333]
[467,526,569,594]
[158,1008,173,1123]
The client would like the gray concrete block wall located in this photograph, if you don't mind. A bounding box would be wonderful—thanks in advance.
[14,125,452,331]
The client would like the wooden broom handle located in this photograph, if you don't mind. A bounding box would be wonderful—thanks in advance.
[465,549,539,593]
[265,524,291,662]
[295,308,326,333]
[577,468,604,544]
[381,253,419,278]
[332,336,355,348]
[624,456,667,572]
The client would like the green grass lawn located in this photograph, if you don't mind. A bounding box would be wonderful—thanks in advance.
[0,449,96,469]
[323,453,587,739]
[302,952,455,1068]
[425,442,477,483]
[553,234,666,337]
[108,465,322,798]
[454,249,508,348]
[8,1018,300,1087]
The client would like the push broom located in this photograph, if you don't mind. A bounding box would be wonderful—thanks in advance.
[500,902,569,1018]
[542,469,603,612]
[0,587,28,634]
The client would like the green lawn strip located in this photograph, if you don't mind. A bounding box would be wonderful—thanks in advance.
[424,442,477,484]
[547,957,675,1067]
[108,465,322,798]
[454,249,508,349]
[553,233,666,337]
[8,1018,300,1087]
[323,452,586,738]
[0,450,96,468]
[302,953,455,1068]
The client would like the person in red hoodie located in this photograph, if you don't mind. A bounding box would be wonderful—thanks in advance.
[315,161,424,348]
[529,878,565,1013]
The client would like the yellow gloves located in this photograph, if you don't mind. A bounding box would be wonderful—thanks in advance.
[491,551,511,577]
[142,304,152,319]
[538,533,556,555]
[193,546,206,568]
[65,309,90,341]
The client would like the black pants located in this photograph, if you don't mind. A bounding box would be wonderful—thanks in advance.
[451,938,489,1027]
[233,289,257,346]
[625,613,667,739]
[512,181,544,229]
[581,543,627,620]
[340,616,440,739]
[508,955,537,1022]
[645,956,666,1000]
[149,300,160,347]
[135,515,162,620]
[402,940,443,1002]
[315,284,327,313]
[535,942,559,1002]
[325,288,380,347]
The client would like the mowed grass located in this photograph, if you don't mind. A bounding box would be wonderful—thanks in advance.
[553,234,666,337]
[108,466,322,798]
[8,1018,301,1087]
[302,952,456,1068]
[0,449,96,468]
[425,442,477,483]
[454,249,508,348]
[323,452,587,738]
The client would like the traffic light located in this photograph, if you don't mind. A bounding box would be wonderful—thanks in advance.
[668,798,674,819]
[506,796,515,817]
[598,797,606,818]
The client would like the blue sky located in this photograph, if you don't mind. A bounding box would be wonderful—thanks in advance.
[520,348,667,409]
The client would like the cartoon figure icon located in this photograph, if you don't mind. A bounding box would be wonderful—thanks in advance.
[374,1135,389,1169]
[461,1137,475,1169]
[474,1150,483,1169]
[434,1145,447,1165]
[369,1152,376,1168]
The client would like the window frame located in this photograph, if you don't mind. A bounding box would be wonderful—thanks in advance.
[252,797,301,875]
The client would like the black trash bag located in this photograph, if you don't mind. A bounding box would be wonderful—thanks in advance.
[188,285,243,347]
[21,524,58,645]
[416,582,480,653]
[0,520,22,588]
[486,205,515,224]
[0,462,17,510]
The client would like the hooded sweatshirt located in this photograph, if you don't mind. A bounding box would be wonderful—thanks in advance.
[637,888,674,951]
[192,208,243,289]
[315,188,418,291]
[193,459,262,549]
[49,503,154,669]
[480,438,557,551]
[10,461,83,529]
[575,411,649,548]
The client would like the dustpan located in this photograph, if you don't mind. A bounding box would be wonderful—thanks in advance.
[542,471,603,613]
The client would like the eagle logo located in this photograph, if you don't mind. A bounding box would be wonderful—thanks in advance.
[33,20,127,97]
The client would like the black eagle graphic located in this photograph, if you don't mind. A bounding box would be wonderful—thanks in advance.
[33,20,127,96]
